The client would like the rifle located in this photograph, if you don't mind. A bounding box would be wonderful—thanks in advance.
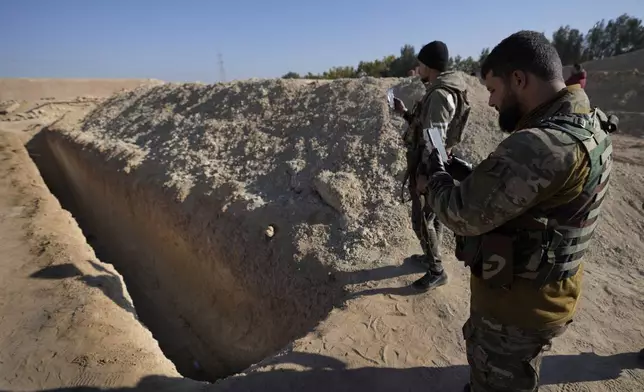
[400,147,423,203]
[399,99,424,203]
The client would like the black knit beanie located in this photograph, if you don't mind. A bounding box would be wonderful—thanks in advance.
[417,41,449,72]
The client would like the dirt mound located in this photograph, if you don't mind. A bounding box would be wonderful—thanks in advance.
[582,69,644,137]
[37,73,500,380]
[563,50,644,77]
[0,78,164,101]
[65,72,499,272]
[585,70,643,112]
[582,49,644,72]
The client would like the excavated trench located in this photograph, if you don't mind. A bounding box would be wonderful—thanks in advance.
[27,129,343,382]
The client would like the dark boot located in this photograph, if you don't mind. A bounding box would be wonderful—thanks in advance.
[412,270,448,291]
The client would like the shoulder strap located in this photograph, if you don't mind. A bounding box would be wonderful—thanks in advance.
[539,113,601,156]
[426,84,465,103]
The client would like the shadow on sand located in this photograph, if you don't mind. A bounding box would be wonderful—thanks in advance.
[34,350,643,392]
[29,261,137,318]
[28,258,644,391]
[28,254,429,321]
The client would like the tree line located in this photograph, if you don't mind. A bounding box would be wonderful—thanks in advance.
[282,13,643,80]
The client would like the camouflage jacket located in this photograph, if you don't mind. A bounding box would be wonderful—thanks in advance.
[426,86,600,328]
[426,86,593,236]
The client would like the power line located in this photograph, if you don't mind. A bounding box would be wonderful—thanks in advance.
[217,53,226,83]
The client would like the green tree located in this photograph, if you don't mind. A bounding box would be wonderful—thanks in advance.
[388,45,417,77]
[296,13,644,79]
[584,20,609,60]
[552,26,585,64]
[450,55,478,74]
[603,14,644,55]
[356,55,396,77]
[321,66,357,79]
[282,71,301,79]
[583,14,643,61]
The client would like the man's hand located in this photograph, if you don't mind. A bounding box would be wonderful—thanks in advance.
[445,155,473,181]
[416,174,429,194]
[428,148,446,175]
[416,149,446,194]
[393,97,407,116]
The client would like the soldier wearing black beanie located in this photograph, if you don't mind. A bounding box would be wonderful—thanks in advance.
[392,39,471,293]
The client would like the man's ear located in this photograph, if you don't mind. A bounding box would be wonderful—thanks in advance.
[510,70,527,90]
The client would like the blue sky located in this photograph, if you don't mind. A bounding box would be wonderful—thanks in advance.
[1,0,642,82]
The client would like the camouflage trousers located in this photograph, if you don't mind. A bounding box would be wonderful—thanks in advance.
[463,312,569,392]
[409,184,443,273]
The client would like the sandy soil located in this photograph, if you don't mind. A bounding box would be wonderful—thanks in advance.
[0,79,164,101]
[0,131,206,391]
[0,56,642,392]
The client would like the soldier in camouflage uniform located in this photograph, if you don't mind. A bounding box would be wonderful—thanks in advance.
[393,41,471,291]
[421,31,616,391]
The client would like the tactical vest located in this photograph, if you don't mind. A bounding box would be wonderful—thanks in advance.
[401,83,470,202]
[455,109,615,288]
[403,84,470,150]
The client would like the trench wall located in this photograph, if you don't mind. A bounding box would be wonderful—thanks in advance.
[40,129,341,380]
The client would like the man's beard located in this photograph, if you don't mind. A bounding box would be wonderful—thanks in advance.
[498,93,524,133]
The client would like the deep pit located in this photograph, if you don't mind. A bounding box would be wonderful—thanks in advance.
[26,129,344,382]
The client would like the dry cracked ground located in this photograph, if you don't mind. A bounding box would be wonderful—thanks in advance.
[0,52,643,392]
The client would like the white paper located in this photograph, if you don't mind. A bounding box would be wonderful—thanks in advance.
[424,128,449,162]
[386,88,395,110]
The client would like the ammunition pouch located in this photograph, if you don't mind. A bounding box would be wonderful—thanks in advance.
[455,228,578,288]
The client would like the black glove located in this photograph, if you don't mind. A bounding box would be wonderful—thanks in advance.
[428,148,446,176]
[445,155,473,181]
[402,110,413,124]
